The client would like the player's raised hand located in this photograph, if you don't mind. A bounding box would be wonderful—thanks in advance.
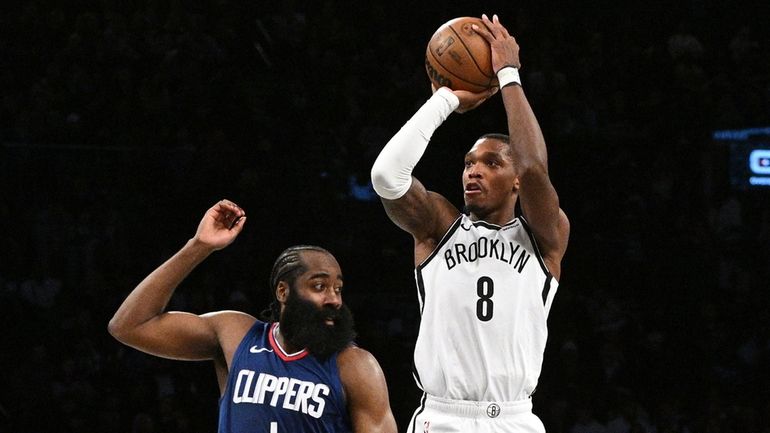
[473,14,521,73]
[193,199,246,251]
[431,82,499,114]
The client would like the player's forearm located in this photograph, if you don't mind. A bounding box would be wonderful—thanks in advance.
[501,85,549,174]
[108,239,214,339]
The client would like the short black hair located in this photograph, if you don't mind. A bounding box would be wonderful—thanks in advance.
[260,245,332,322]
[478,133,510,144]
[477,133,512,158]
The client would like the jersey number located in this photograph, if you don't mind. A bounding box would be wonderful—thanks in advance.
[476,276,494,321]
[270,422,277,433]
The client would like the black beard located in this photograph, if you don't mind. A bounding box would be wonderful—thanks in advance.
[279,292,356,359]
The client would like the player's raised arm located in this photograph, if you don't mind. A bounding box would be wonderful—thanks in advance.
[475,14,569,275]
[108,200,247,360]
[371,86,496,263]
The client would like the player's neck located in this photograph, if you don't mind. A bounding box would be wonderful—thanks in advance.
[469,207,515,226]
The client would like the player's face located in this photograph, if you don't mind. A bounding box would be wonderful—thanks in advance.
[462,138,518,216]
[279,251,356,358]
[291,251,344,321]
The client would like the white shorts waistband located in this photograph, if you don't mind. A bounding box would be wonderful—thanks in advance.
[424,395,533,418]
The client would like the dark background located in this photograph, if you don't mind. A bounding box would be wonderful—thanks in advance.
[2,1,769,432]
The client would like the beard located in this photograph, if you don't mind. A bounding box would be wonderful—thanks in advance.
[279,291,357,359]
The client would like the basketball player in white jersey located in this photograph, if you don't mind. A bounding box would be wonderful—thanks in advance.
[370,14,569,433]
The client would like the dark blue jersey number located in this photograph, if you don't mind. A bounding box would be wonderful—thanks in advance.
[476,276,494,321]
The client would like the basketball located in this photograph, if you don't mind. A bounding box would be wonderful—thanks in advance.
[425,17,497,92]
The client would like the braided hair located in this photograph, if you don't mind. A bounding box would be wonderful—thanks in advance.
[260,245,332,322]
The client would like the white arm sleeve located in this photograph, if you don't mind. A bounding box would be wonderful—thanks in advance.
[370,87,460,200]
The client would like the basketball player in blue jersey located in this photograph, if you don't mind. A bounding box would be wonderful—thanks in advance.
[109,199,397,433]
[371,14,570,433]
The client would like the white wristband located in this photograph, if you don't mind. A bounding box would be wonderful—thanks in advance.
[497,66,521,88]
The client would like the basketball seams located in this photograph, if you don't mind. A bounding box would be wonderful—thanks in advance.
[428,47,487,91]
[447,24,494,80]
[426,17,498,91]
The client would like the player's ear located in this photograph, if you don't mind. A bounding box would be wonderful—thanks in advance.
[512,176,520,192]
[276,281,289,304]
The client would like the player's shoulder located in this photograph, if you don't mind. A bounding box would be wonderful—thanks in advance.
[337,345,385,389]
[201,310,258,338]
[201,309,257,323]
[557,208,571,239]
[337,345,380,371]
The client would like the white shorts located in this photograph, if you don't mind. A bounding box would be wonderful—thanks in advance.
[406,394,546,433]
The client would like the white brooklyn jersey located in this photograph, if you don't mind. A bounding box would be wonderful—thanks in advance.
[413,214,557,401]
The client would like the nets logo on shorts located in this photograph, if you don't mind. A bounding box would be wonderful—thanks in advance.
[486,403,501,418]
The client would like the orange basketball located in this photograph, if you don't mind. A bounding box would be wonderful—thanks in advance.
[425,17,497,92]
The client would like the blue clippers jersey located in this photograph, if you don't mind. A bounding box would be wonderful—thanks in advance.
[218,321,352,433]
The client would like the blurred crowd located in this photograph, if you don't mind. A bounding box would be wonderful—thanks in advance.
[2,1,770,432]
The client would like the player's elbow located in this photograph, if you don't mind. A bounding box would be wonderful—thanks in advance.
[370,153,391,184]
[370,162,389,196]
[370,162,409,200]
[107,314,133,342]
[107,316,123,339]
